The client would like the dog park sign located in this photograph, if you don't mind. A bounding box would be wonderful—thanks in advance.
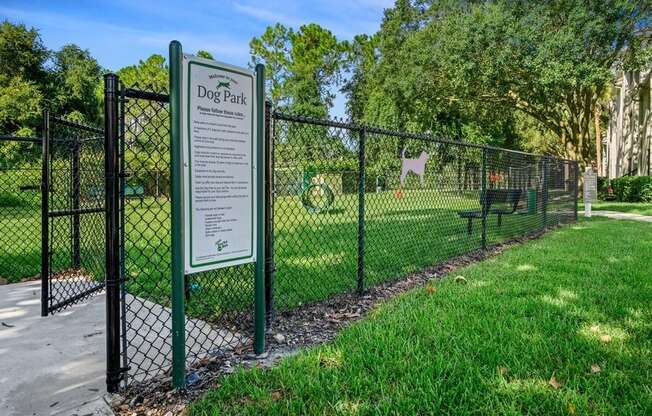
[180,54,257,273]
[169,41,266,387]
[171,50,260,274]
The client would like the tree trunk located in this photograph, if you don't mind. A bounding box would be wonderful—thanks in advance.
[594,104,602,175]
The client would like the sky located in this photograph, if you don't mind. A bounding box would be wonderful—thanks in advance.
[0,0,392,117]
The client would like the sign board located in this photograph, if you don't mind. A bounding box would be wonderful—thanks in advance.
[181,54,257,274]
[583,168,598,204]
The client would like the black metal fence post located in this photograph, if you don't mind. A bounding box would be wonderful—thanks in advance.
[357,126,366,294]
[573,161,579,221]
[481,147,487,251]
[118,82,129,386]
[40,109,50,317]
[104,73,122,393]
[541,156,548,230]
[264,101,275,326]
[71,136,81,268]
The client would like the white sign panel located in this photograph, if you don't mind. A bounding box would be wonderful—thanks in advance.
[181,55,256,274]
[583,168,598,203]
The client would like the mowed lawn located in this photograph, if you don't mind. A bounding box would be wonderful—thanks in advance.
[0,203,41,280]
[190,217,652,415]
[0,203,104,283]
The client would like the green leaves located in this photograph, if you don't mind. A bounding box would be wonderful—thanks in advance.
[348,1,651,163]
[250,23,349,117]
[0,21,104,141]
[51,44,103,124]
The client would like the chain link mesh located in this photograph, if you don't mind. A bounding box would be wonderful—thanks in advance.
[113,91,578,389]
[47,118,105,313]
[0,137,41,282]
[120,86,253,387]
[271,112,579,309]
[272,117,359,308]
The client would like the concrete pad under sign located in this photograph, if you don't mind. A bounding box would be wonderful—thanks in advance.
[0,280,247,415]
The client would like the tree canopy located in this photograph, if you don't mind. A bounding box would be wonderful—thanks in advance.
[250,23,350,117]
[345,0,651,163]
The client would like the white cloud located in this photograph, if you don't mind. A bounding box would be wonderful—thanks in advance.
[232,3,304,27]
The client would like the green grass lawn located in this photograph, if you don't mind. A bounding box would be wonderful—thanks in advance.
[0,203,41,280]
[0,203,105,283]
[190,217,652,415]
[580,201,652,216]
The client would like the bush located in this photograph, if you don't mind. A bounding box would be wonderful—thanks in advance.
[0,192,25,208]
[597,176,611,200]
[611,176,652,202]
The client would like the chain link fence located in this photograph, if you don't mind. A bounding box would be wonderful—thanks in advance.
[1,76,578,394]
[271,113,579,310]
[118,85,253,387]
[102,81,578,390]
[45,117,106,313]
[0,136,42,282]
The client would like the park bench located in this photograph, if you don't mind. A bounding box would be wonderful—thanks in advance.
[457,189,522,235]
[19,184,40,191]
[124,185,145,206]
[86,185,145,205]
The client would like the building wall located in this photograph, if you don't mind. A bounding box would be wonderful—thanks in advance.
[604,69,652,178]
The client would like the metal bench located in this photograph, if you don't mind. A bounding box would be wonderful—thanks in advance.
[124,185,145,206]
[87,185,144,205]
[458,189,522,235]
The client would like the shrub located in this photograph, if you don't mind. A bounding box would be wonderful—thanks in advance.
[0,192,25,208]
[597,176,611,200]
[611,176,652,202]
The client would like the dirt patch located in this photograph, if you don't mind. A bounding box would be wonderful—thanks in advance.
[112,231,545,415]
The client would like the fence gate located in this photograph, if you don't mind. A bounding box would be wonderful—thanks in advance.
[41,113,106,315]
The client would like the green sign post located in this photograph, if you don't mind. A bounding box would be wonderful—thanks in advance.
[168,40,266,389]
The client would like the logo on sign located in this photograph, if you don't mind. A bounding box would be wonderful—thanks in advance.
[215,239,229,252]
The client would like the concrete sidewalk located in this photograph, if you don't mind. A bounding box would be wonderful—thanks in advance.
[581,210,652,222]
[0,280,248,415]
[0,281,113,416]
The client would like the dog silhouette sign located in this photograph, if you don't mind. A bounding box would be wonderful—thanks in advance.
[399,148,429,187]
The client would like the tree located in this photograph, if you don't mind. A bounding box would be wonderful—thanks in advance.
[51,44,103,123]
[341,34,377,122]
[117,54,168,91]
[251,23,351,165]
[349,0,651,164]
[250,23,292,107]
[250,23,349,116]
[0,21,48,136]
[0,21,48,86]
[0,22,105,134]
[196,50,214,60]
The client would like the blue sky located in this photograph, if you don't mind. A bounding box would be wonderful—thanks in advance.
[1,0,392,117]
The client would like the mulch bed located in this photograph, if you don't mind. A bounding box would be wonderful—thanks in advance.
[112,231,545,416]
